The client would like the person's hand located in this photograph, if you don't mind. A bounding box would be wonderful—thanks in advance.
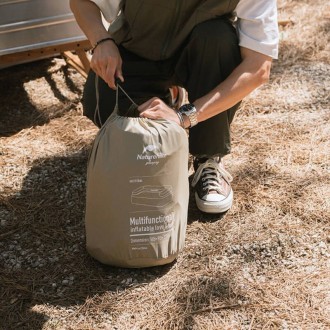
[90,40,124,89]
[138,98,181,125]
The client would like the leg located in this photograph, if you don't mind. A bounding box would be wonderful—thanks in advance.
[82,46,173,127]
[174,18,242,157]
[173,18,242,213]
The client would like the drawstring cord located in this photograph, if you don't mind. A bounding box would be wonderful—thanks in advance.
[94,76,138,126]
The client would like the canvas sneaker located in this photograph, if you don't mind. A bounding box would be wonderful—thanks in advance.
[192,157,233,213]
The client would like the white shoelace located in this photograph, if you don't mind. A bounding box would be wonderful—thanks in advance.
[191,159,233,193]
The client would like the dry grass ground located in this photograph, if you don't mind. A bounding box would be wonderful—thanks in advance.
[0,0,329,329]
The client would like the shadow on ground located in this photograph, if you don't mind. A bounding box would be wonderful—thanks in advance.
[0,59,81,137]
[0,152,175,329]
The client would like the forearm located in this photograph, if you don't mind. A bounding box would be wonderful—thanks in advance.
[194,47,273,122]
[70,0,109,45]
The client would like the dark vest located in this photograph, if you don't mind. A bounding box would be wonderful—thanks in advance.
[110,0,239,60]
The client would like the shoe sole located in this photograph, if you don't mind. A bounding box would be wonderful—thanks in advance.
[195,189,233,214]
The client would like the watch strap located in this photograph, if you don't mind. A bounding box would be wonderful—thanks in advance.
[178,103,198,128]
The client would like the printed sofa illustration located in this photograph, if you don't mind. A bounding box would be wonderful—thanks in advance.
[131,185,173,208]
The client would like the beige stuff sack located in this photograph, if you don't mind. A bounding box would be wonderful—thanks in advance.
[85,80,189,268]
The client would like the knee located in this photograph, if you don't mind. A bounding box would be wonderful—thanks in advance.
[190,18,240,59]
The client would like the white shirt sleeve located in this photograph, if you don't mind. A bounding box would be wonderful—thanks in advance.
[90,0,122,23]
[234,0,279,59]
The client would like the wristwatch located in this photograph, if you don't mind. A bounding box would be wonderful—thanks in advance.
[178,103,198,128]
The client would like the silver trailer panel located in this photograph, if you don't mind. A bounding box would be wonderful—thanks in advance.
[0,0,86,57]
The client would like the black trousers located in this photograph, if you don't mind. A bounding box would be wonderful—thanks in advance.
[83,18,242,158]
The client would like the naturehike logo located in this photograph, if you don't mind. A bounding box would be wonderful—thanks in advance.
[142,144,157,153]
[137,144,166,165]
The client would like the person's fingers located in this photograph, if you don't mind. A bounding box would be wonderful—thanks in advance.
[108,57,124,87]
[138,98,161,112]
[138,98,154,112]
[115,58,124,83]
[103,57,124,89]
[141,108,180,126]
[90,57,105,78]
[90,57,113,87]
[140,109,159,119]
[105,64,116,89]
[115,70,124,83]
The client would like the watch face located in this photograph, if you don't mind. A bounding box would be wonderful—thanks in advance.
[179,103,198,128]
[180,104,196,115]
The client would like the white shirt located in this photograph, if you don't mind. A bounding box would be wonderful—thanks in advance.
[91,0,279,59]
[235,0,278,59]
